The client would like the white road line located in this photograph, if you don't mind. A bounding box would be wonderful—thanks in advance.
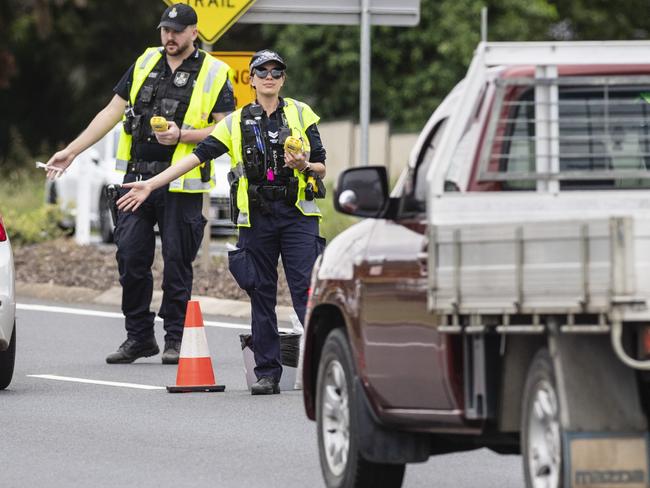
[27,374,165,390]
[17,303,292,332]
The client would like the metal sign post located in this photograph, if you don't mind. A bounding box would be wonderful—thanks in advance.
[360,0,371,166]
[239,0,421,165]
[201,41,214,273]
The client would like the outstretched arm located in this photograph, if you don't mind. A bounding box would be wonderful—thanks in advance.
[117,153,202,212]
[45,94,126,180]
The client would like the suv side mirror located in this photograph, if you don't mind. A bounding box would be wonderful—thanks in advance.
[334,166,389,218]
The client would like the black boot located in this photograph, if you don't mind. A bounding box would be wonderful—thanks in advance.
[106,338,159,364]
[161,340,181,364]
[251,376,280,395]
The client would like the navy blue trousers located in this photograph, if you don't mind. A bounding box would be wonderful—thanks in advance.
[235,200,324,381]
[114,173,206,343]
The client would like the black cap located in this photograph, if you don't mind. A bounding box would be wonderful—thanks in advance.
[249,50,287,73]
[158,3,198,31]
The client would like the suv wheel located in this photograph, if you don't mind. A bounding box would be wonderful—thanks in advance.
[522,348,563,488]
[316,328,405,488]
[0,323,16,390]
[99,188,114,243]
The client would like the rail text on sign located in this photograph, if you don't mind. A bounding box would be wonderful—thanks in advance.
[186,1,236,7]
[163,0,257,44]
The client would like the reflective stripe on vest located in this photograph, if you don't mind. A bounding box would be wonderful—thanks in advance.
[116,158,129,172]
[115,48,231,194]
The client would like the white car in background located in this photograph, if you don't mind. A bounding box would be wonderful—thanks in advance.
[0,213,16,390]
[46,125,236,242]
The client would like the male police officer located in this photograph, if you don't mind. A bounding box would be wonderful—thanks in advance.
[45,4,235,364]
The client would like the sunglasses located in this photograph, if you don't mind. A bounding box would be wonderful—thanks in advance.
[253,67,284,79]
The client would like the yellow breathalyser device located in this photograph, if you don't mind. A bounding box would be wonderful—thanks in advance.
[150,116,169,132]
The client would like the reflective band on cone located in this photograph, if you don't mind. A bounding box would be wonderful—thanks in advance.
[167,300,225,393]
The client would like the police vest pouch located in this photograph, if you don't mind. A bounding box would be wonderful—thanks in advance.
[140,85,154,104]
[129,114,145,139]
[160,98,180,119]
[123,118,133,135]
[243,146,265,181]
[247,185,271,215]
[285,178,299,204]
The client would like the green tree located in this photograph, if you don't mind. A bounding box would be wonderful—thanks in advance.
[265,0,558,132]
[550,0,650,40]
[2,0,649,171]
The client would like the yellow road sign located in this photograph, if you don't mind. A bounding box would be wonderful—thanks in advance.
[162,0,257,45]
[212,51,255,108]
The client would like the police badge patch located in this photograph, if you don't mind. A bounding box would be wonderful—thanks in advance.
[174,71,190,87]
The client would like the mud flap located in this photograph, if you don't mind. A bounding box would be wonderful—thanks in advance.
[564,432,649,488]
[550,334,649,487]
[353,377,430,464]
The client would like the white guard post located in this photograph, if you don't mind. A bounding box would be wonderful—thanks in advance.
[75,152,91,245]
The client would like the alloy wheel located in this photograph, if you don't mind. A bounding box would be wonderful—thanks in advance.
[321,358,350,477]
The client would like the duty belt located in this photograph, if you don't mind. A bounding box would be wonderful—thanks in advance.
[256,185,287,201]
[127,161,170,175]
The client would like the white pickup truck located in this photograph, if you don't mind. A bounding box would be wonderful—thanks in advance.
[306,41,650,488]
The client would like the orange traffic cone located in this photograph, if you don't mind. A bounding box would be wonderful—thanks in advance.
[167,300,225,393]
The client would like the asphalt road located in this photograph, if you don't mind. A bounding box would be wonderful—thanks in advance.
[2,300,524,488]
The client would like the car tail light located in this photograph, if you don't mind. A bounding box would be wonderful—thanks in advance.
[0,216,6,242]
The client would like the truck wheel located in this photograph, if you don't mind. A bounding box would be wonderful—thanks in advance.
[99,189,114,244]
[522,348,563,488]
[316,328,405,488]
[0,323,16,390]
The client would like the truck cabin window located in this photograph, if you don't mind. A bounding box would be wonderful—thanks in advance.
[413,119,449,202]
[495,84,650,191]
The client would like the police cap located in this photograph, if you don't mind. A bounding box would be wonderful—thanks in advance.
[158,3,198,32]
[249,50,287,73]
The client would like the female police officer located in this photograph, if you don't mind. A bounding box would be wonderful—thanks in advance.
[117,50,327,395]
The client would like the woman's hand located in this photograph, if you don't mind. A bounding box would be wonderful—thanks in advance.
[284,150,308,171]
[117,181,153,212]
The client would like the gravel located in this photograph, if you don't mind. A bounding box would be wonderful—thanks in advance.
[13,238,294,306]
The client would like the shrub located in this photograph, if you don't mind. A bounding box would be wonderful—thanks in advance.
[0,167,65,245]
[2,205,65,246]
[318,181,358,243]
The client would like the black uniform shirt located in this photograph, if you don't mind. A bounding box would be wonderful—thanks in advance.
[114,48,235,162]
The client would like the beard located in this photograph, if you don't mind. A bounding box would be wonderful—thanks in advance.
[165,38,192,57]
